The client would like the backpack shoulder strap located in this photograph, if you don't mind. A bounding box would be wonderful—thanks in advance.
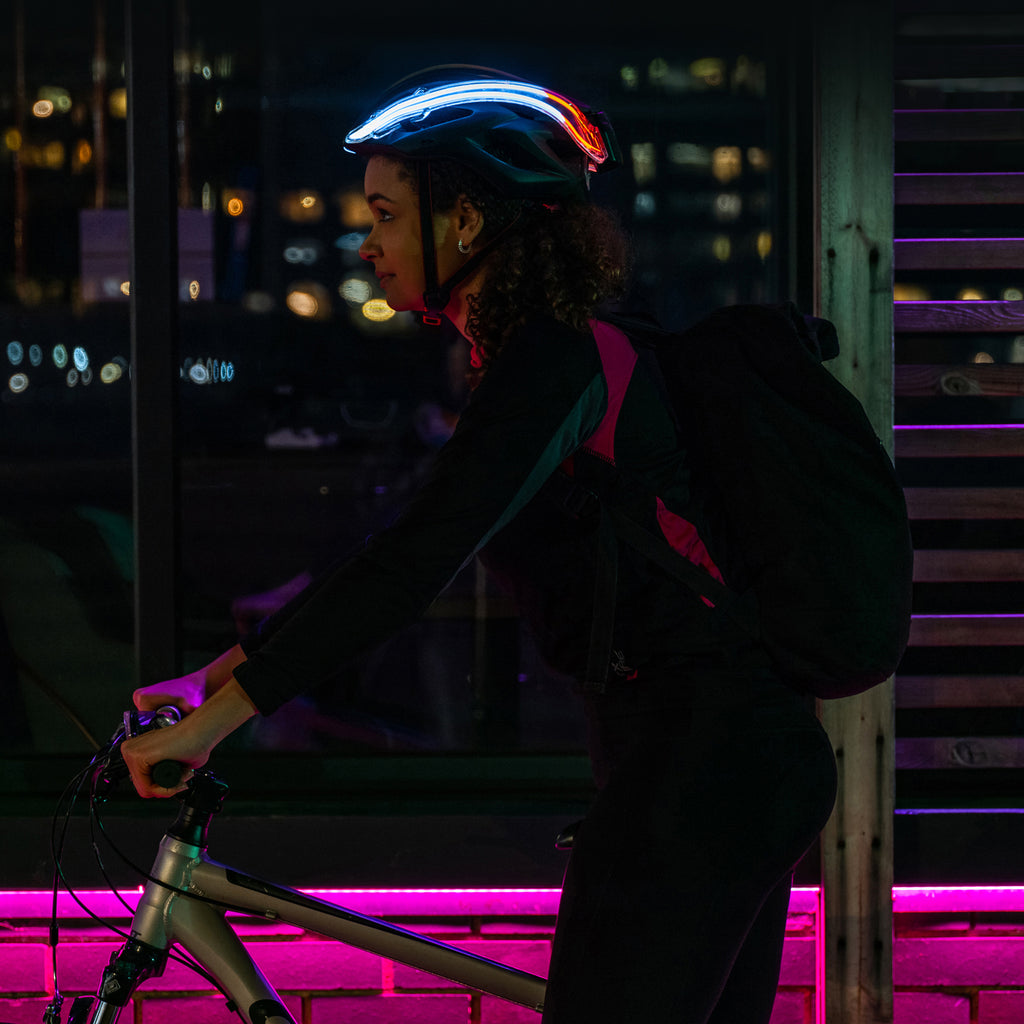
[584,318,638,464]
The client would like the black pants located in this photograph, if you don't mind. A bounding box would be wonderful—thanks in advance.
[542,664,837,1024]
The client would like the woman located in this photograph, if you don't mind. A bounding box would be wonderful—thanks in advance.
[122,65,837,1023]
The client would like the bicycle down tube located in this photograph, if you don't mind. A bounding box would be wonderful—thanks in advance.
[76,770,548,1023]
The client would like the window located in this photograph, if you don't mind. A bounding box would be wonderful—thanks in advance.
[1,4,799,810]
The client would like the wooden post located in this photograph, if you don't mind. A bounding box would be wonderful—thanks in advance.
[814,2,895,1022]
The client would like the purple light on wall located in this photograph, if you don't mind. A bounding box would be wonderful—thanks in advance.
[911,613,1024,619]
[895,236,1024,243]
[894,424,1024,430]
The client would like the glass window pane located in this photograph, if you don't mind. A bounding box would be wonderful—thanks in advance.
[1,5,785,770]
[170,11,781,756]
[1,1,133,755]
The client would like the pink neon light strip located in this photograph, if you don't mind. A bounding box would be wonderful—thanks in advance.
[16,886,1024,919]
[894,424,1024,430]
[911,613,1024,620]
[0,887,821,920]
[897,236,1024,243]
[895,172,1024,179]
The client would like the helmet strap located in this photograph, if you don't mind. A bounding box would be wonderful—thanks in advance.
[417,161,447,326]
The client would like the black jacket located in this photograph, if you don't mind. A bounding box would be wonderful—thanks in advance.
[235,317,725,715]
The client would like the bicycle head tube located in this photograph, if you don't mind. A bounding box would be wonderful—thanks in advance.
[167,770,230,849]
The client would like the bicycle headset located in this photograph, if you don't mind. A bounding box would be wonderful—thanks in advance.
[344,65,621,322]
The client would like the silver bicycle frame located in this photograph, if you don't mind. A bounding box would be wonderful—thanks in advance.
[88,830,547,1023]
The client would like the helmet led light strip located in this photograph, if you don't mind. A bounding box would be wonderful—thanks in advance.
[346,80,610,166]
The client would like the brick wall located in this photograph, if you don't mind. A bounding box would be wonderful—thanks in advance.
[0,888,819,1024]
[893,888,1024,1024]
[9,887,1024,1023]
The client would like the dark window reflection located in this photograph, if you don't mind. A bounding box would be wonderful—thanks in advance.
[1,3,781,756]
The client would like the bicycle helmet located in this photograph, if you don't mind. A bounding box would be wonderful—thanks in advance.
[345,66,621,320]
[345,65,619,200]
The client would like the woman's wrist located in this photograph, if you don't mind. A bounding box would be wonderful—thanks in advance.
[202,644,249,699]
[188,676,259,749]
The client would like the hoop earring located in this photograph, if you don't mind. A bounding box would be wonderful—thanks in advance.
[457,238,472,255]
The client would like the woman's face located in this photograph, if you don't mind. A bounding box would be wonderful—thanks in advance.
[358,155,468,313]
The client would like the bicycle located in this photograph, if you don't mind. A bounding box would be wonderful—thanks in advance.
[37,708,550,1024]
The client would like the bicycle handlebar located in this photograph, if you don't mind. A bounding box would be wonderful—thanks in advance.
[94,706,187,793]
[152,758,188,789]
[136,707,189,788]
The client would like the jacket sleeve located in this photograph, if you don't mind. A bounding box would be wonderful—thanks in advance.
[233,321,607,714]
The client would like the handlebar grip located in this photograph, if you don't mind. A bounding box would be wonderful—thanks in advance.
[152,760,187,789]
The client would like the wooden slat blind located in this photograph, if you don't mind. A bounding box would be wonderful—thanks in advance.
[909,615,1024,647]
[895,364,1024,395]
[895,42,1024,78]
[892,8,1024,782]
[903,488,1024,519]
[896,430,1024,459]
[895,108,1024,142]
[895,172,1024,205]
[914,549,1024,581]
[894,300,1024,332]
[895,237,1024,270]
[898,676,1024,708]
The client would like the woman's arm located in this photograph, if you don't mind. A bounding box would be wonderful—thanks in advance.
[132,643,249,714]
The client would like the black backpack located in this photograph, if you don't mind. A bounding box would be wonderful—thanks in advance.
[566,302,914,700]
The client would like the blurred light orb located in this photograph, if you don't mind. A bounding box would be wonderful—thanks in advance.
[712,146,743,183]
[286,282,331,319]
[340,278,373,305]
[361,299,395,322]
[109,88,127,118]
[100,362,123,383]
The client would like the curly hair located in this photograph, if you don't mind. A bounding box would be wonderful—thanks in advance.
[388,156,633,375]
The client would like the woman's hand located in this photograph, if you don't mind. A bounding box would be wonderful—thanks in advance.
[133,644,249,716]
[123,670,258,798]
[132,672,207,717]
[120,713,213,796]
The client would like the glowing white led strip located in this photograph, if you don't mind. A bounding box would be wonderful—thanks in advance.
[345,79,610,165]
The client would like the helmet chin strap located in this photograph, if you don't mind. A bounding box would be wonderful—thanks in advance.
[416,159,519,327]
[417,161,447,326]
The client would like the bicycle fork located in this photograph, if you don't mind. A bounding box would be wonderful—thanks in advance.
[67,938,167,1024]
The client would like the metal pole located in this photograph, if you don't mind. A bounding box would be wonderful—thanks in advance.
[126,0,181,684]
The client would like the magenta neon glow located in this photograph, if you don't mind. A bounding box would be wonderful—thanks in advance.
[911,613,1024,619]
[896,236,1024,243]
[895,172,1024,178]
[0,886,822,919]
[894,424,1024,430]
[18,885,1024,919]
